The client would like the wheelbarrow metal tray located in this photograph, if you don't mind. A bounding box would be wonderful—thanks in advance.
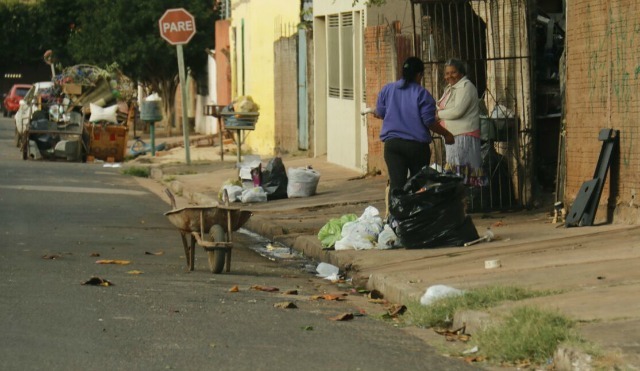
[164,205,252,234]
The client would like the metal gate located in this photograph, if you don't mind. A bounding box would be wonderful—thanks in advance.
[410,0,534,211]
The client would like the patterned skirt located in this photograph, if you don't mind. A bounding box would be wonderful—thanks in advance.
[444,135,487,187]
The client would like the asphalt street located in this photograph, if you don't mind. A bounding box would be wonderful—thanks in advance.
[0,117,478,371]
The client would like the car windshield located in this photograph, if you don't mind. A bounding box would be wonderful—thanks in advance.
[16,88,29,96]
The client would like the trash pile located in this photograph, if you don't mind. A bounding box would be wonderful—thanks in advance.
[317,166,480,250]
[218,155,320,203]
[21,64,136,162]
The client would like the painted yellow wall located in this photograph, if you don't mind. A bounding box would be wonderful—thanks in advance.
[230,0,300,157]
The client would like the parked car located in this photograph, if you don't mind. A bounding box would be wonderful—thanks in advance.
[2,83,32,117]
[14,81,54,136]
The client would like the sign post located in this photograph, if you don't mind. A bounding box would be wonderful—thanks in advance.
[158,8,197,165]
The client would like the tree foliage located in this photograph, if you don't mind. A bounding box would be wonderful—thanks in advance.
[0,2,45,72]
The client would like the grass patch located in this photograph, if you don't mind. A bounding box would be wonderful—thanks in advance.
[121,166,150,178]
[407,285,559,328]
[476,306,583,365]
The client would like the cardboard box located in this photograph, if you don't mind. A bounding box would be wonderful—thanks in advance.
[84,123,128,162]
[63,83,83,96]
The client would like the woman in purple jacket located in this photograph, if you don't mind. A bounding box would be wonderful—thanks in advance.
[375,57,454,194]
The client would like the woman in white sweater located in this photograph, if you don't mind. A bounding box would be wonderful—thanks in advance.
[436,59,485,186]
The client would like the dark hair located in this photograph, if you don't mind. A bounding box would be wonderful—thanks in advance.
[445,58,467,76]
[401,57,424,88]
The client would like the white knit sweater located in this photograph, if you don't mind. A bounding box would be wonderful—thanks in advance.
[437,76,480,136]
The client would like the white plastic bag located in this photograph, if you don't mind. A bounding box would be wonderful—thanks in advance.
[376,224,398,250]
[240,187,267,203]
[222,185,243,202]
[490,104,515,119]
[287,167,320,198]
[420,285,464,306]
[316,262,340,281]
[89,103,118,123]
[335,234,375,250]
[334,206,384,251]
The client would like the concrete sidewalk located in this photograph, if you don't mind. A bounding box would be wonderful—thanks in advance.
[126,136,640,369]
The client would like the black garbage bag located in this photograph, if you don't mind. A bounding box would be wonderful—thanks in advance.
[261,157,288,200]
[389,167,479,249]
[29,117,58,152]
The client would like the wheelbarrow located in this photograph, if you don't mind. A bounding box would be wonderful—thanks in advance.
[164,189,252,274]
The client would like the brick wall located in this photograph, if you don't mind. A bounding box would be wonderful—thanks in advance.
[363,24,414,175]
[565,0,640,223]
[274,35,299,154]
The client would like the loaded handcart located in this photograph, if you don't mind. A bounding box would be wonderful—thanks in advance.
[164,190,252,274]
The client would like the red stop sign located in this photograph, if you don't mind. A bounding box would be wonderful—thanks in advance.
[158,8,196,45]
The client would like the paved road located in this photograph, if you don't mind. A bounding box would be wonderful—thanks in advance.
[0,117,478,371]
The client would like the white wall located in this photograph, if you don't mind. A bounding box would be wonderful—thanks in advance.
[194,55,220,135]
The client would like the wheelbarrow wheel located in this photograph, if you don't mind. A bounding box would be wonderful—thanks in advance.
[207,224,227,274]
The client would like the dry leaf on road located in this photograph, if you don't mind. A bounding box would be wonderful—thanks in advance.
[274,302,298,309]
[144,251,164,256]
[251,285,279,292]
[229,285,239,292]
[127,270,144,275]
[329,313,354,321]
[96,260,131,265]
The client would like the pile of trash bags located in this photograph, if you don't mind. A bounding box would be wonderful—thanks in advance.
[318,206,397,251]
[318,166,479,250]
[218,156,320,203]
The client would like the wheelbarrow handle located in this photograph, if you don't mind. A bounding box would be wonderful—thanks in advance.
[164,188,177,209]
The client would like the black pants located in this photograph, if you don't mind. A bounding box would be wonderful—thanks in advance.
[384,138,431,193]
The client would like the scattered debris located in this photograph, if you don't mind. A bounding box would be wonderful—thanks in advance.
[96,259,131,265]
[126,270,143,275]
[368,299,388,305]
[274,302,297,309]
[420,285,464,306]
[368,289,384,299]
[464,229,495,247]
[89,252,101,257]
[462,346,479,355]
[484,259,502,269]
[144,251,164,256]
[316,262,340,281]
[311,294,345,301]
[82,277,113,286]
[434,323,471,342]
[229,285,240,292]
[284,289,298,295]
[251,285,279,292]
[42,254,62,260]
[329,313,354,321]
[385,304,407,317]
[464,355,485,363]
[301,326,314,331]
